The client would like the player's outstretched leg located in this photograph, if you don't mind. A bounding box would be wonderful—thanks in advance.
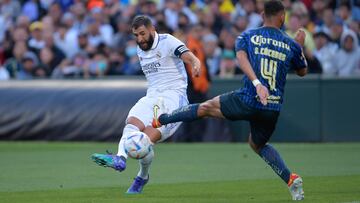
[256,143,304,200]
[91,124,140,172]
[127,149,154,194]
[152,103,199,128]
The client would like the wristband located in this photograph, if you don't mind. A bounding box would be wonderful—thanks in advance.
[252,79,261,87]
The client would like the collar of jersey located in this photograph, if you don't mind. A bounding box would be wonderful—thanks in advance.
[150,32,160,50]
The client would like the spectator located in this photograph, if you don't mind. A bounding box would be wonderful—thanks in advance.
[330,17,347,46]
[28,22,46,53]
[310,0,328,25]
[38,47,56,76]
[164,0,198,31]
[22,0,40,22]
[291,1,315,33]
[314,7,335,35]
[4,42,29,78]
[219,49,238,78]
[201,5,224,36]
[202,33,221,77]
[43,32,66,70]
[70,2,88,33]
[90,7,114,46]
[336,29,360,76]
[112,17,132,50]
[41,15,56,34]
[14,52,45,80]
[1,0,21,24]
[313,31,338,75]
[242,0,262,30]
[106,50,126,75]
[287,13,316,52]
[233,15,249,34]
[122,40,141,75]
[86,16,111,48]
[84,52,108,78]
[48,2,63,26]
[337,2,353,25]
[52,52,87,78]
[15,15,31,30]
[54,23,79,58]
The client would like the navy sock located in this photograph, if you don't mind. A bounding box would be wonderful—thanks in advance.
[159,104,199,125]
[259,144,291,184]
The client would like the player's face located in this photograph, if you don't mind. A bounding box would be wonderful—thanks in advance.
[132,25,155,51]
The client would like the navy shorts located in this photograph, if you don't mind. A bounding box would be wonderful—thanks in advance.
[219,91,279,146]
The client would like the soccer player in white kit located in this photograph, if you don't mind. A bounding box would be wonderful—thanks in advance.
[91,15,200,194]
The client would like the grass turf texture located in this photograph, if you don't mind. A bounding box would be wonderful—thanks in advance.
[0,142,359,203]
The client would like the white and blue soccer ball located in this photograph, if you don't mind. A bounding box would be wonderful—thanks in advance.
[124,131,152,159]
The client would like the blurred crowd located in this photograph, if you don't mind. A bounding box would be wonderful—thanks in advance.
[0,0,359,80]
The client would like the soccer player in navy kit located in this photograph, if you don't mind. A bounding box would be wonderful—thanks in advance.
[152,0,307,200]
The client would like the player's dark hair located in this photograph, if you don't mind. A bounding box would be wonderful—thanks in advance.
[264,0,285,17]
[131,15,152,29]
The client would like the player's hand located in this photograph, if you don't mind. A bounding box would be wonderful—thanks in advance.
[256,84,269,106]
[294,29,306,47]
[192,61,201,77]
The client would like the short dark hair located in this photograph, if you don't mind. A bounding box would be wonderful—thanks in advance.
[264,0,285,17]
[131,15,152,29]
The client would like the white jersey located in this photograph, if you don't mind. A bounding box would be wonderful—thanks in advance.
[137,32,189,96]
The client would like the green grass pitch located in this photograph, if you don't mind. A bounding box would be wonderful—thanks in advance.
[0,142,359,203]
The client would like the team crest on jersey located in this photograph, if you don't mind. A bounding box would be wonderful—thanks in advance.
[156,52,161,59]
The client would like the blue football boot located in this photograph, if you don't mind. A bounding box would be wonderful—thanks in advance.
[126,175,149,194]
[91,152,126,172]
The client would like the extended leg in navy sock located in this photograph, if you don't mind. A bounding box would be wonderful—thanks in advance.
[259,144,291,184]
[159,104,200,125]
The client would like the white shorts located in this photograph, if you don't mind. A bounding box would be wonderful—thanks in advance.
[127,90,188,142]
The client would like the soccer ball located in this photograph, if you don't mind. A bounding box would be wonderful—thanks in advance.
[124,131,152,159]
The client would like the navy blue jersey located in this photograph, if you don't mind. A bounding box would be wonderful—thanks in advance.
[235,27,307,111]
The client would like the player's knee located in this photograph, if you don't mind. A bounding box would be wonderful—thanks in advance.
[198,102,211,116]
[198,100,217,117]
[122,124,140,139]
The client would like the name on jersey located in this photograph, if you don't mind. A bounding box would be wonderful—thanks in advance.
[250,35,290,51]
[254,47,286,61]
[143,61,160,75]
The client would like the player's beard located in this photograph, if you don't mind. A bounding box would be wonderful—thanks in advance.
[138,34,154,51]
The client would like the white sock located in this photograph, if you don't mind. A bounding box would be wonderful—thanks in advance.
[117,124,139,158]
[137,148,154,179]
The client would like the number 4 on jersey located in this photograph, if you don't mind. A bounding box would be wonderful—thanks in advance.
[260,58,277,91]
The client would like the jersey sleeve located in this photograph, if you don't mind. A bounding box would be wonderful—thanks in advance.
[167,34,189,58]
[235,32,249,53]
[291,42,308,70]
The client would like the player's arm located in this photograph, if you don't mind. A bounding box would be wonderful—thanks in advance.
[181,51,201,77]
[293,30,308,77]
[169,34,201,77]
[237,50,269,106]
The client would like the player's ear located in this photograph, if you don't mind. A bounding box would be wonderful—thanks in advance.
[150,25,156,33]
[261,11,265,21]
